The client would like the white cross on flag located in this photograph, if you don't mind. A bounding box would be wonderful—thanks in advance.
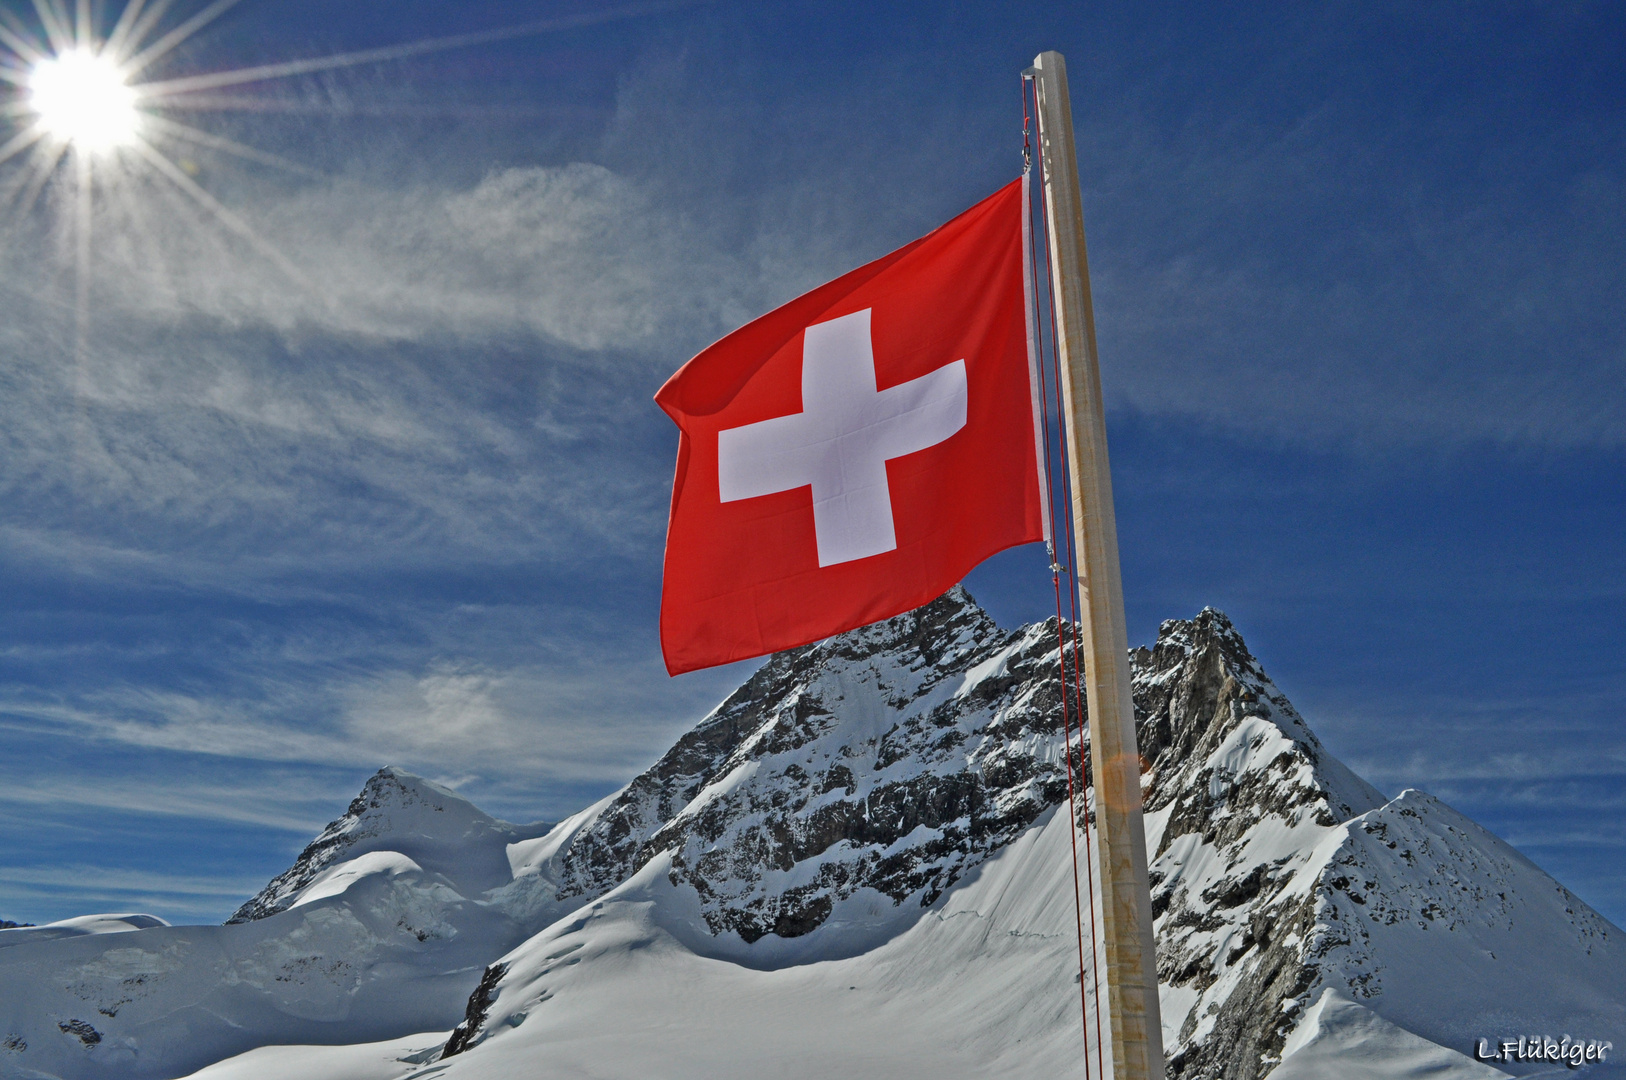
[656,179,1045,674]
[717,308,969,567]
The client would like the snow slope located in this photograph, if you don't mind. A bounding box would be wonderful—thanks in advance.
[169,806,1111,1080]
[1269,991,1509,1080]
[429,805,1114,1080]
[179,1033,446,1080]
[4,591,1621,1080]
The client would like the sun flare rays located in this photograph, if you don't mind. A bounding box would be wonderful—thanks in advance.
[0,0,699,364]
[0,0,324,364]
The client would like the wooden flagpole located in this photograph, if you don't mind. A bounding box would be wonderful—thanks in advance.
[1029,50,1166,1080]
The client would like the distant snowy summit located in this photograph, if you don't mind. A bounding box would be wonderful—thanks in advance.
[0,587,1620,1080]
[0,913,165,950]
[227,766,550,926]
[0,769,554,1080]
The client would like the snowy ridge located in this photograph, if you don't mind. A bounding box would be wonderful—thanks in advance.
[1137,609,1394,1074]
[426,805,1106,1080]
[0,915,167,951]
[1285,791,1622,1068]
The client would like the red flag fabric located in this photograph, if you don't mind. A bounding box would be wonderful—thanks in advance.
[655,178,1044,675]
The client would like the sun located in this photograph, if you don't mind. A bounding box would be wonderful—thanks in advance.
[27,47,138,152]
[27,47,140,153]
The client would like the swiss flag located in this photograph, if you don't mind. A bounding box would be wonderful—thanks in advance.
[656,179,1045,675]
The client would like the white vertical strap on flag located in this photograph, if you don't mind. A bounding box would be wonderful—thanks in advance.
[1020,170,1052,543]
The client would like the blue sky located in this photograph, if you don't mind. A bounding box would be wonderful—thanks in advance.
[0,0,1620,928]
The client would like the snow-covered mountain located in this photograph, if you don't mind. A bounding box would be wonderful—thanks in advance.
[0,771,555,1080]
[487,586,1077,957]
[424,594,1623,1080]
[1,589,1620,1080]
[1133,611,1622,1078]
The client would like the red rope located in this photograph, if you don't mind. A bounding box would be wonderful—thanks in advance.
[1060,473,1111,1080]
[1044,188,1112,1080]
[1052,576,1094,1070]
[1029,72,1108,1080]
[1025,73,1094,1079]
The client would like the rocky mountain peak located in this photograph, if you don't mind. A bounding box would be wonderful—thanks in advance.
[228,767,523,924]
[213,592,1621,1080]
[1122,610,1624,1080]
[513,592,1387,956]
[533,585,1072,944]
[442,593,1617,1074]
[1135,607,1384,831]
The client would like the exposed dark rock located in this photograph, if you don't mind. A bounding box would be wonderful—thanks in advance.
[1131,608,1389,1080]
[56,1020,100,1048]
[547,586,1081,942]
[442,962,509,1058]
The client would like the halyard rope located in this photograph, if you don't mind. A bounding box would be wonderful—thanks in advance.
[1025,70,1108,1080]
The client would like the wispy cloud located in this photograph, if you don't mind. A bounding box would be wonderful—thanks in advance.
[0,753,350,834]
[0,325,671,575]
[43,162,761,351]
[0,864,269,921]
[0,148,816,580]
[1310,700,1626,805]
[0,50,1616,604]
[0,627,754,821]
[0,864,265,900]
